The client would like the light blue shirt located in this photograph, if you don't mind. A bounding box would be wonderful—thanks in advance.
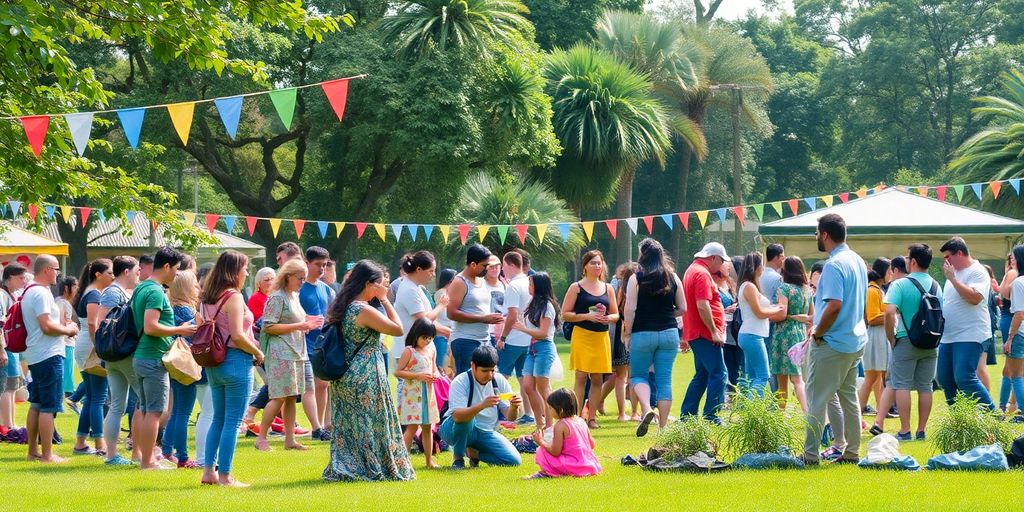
[813,243,868,353]
[759,266,783,304]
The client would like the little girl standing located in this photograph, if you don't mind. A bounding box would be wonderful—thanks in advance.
[528,388,602,479]
[396,318,441,468]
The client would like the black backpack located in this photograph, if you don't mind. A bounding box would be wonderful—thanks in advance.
[900,277,944,350]
[94,301,140,362]
[728,307,743,341]
[310,321,372,381]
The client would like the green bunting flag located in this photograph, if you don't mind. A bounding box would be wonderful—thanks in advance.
[953,184,965,202]
[268,88,298,130]
[752,203,764,221]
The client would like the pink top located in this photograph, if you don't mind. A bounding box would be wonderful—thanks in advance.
[535,417,602,477]
[202,290,254,349]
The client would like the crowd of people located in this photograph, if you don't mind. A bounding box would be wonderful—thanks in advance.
[1,212,1022,483]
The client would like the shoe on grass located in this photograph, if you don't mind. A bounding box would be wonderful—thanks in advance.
[861,405,877,415]
[820,446,843,462]
[868,424,884,436]
[451,459,467,470]
[105,454,134,466]
[516,415,535,425]
[831,456,859,465]
[895,431,912,441]
[636,411,656,438]
[915,431,926,441]
[73,446,96,455]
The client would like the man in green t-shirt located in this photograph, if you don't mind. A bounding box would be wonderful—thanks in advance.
[131,246,197,470]
[870,243,943,441]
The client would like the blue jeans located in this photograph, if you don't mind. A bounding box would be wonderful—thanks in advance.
[204,348,253,473]
[738,333,771,397]
[451,338,484,375]
[433,336,449,369]
[629,329,679,402]
[936,342,994,409]
[438,416,521,466]
[680,338,727,420]
[163,379,197,461]
[76,371,108,439]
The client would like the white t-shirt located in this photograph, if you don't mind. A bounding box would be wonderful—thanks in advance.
[485,280,506,339]
[941,261,992,343]
[445,371,513,432]
[503,274,531,347]
[525,302,557,341]
[21,284,64,365]
[392,277,430,361]
[1009,276,1024,337]
[738,281,770,337]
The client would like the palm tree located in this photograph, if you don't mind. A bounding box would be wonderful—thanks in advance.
[450,172,585,269]
[381,0,531,58]
[948,69,1024,205]
[544,44,673,262]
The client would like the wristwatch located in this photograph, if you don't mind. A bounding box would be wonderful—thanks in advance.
[499,336,507,342]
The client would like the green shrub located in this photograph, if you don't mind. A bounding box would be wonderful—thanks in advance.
[931,393,1019,454]
[653,415,719,460]
[718,390,804,459]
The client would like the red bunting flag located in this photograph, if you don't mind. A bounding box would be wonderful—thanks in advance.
[937,185,947,202]
[838,192,850,203]
[293,219,306,238]
[641,216,654,234]
[354,222,368,238]
[732,206,745,226]
[677,212,690,231]
[991,181,1002,199]
[28,204,38,221]
[321,79,350,123]
[20,115,50,158]
[79,207,91,227]
[205,213,220,233]
[603,220,617,239]
[787,199,799,215]
[245,216,258,235]
[458,224,471,245]
[515,224,528,243]
[151,220,159,232]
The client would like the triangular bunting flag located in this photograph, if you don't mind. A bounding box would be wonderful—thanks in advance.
[991,181,1002,199]
[971,183,983,200]
[641,216,654,234]
[752,204,764,221]
[65,112,93,156]
[245,216,258,235]
[8,201,21,218]
[28,204,38,221]
[515,224,528,243]
[497,225,510,244]
[79,207,91,227]
[116,108,146,149]
[770,201,783,217]
[732,206,745,225]
[917,186,929,197]
[803,197,817,211]
[127,210,138,224]
[214,97,243,139]
[535,224,548,244]
[422,224,434,241]
[223,215,236,233]
[953,184,965,201]
[268,218,282,238]
[321,79,350,123]
[659,214,673,230]
[1011,179,1021,195]
[695,210,709,228]
[557,223,570,242]
[0,204,6,217]
[855,188,868,199]
[373,223,386,241]
[838,192,850,203]
[97,209,105,222]
[45,205,56,219]
[293,219,306,238]
[439,225,450,243]
[334,222,346,237]
[316,221,328,239]
[714,208,727,222]
[603,220,618,239]
[355,222,368,239]
[268,88,298,130]
[166,102,195,145]
[677,212,690,231]
[151,220,159,232]
[392,224,404,242]
[581,222,594,241]
[937,185,948,202]
[59,205,73,222]
[20,116,50,158]
[458,224,470,245]
[205,213,220,233]
[408,224,419,242]
[821,195,833,207]
[787,199,799,215]
[182,212,196,226]
[477,225,491,242]
[625,218,638,235]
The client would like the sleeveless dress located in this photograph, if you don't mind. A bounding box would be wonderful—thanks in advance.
[569,282,612,374]
[771,283,808,376]
[398,348,440,425]
[323,302,414,482]
[535,416,602,477]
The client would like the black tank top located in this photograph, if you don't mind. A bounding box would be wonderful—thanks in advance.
[573,281,610,332]
[633,271,679,333]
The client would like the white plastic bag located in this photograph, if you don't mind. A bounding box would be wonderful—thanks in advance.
[549,345,564,382]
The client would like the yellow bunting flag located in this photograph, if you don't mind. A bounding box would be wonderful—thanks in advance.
[166,102,196,145]
[268,218,282,238]
[821,195,833,207]
[59,205,73,222]
[770,201,783,217]
[581,221,594,241]
[182,212,196,225]
[477,224,491,242]
[334,222,346,237]
[695,210,709,228]
[373,223,386,241]
[918,186,929,197]
[439,225,451,243]
[856,187,867,199]
[535,224,548,244]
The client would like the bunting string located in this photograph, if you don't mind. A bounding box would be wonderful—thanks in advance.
[3,180,1021,246]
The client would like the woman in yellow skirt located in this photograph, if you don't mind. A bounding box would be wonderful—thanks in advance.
[562,250,619,429]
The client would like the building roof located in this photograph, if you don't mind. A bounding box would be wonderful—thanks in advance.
[0,221,69,256]
[759,188,1024,236]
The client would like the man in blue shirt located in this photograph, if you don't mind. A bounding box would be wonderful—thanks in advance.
[802,213,868,465]
[299,246,335,441]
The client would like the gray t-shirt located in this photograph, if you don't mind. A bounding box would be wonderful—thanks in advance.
[445,371,512,431]
[450,274,492,342]
[98,282,130,309]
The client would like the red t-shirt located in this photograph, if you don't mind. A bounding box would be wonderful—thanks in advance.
[248,290,269,322]
[682,259,724,342]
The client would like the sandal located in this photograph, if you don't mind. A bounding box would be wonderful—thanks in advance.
[636,411,656,438]
[586,419,600,429]
[523,471,550,480]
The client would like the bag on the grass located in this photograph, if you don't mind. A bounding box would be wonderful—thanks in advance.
[639,451,730,473]
[927,443,1008,471]
[163,337,202,385]
[857,434,920,471]
[1006,435,1024,468]
[733,447,805,470]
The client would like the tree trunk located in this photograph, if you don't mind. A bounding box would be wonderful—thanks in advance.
[730,89,744,255]
[672,143,693,262]
[615,167,636,264]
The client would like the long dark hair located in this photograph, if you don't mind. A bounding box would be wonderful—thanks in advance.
[780,256,808,287]
[1012,245,1024,276]
[327,259,385,324]
[738,252,763,292]
[867,257,891,283]
[616,262,639,309]
[437,268,457,289]
[72,258,111,309]
[637,238,672,295]
[405,317,437,347]
[524,272,560,329]
[201,250,249,304]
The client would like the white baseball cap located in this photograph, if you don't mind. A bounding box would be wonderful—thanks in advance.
[694,242,729,260]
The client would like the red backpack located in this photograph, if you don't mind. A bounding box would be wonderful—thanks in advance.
[2,284,43,353]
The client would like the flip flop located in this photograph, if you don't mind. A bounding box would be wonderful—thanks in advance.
[636,411,656,438]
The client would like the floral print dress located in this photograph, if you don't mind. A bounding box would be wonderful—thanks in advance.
[771,283,809,376]
[398,348,439,426]
[323,302,414,482]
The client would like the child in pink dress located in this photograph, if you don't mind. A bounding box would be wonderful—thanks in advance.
[528,388,602,478]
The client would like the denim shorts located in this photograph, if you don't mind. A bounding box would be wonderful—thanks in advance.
[497,344,530,378]
[523,340,556,378]
[303,359,315,389]
[27,355,64,413]
[133,358,170,413]
[1011,334,1024,359]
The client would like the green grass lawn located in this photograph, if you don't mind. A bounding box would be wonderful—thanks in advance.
[3,343,1022,512]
